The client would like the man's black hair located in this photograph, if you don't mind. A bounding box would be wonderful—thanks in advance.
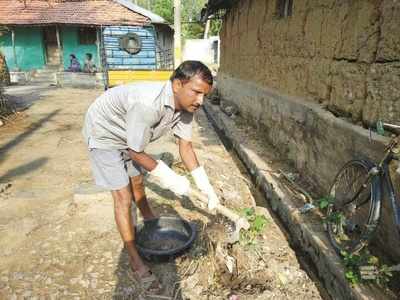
[170,60,213,86]
[86,53,93,60]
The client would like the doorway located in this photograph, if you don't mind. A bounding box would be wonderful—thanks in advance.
[43,26,60,66]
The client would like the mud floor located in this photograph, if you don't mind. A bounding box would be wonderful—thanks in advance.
[0,84,322,299]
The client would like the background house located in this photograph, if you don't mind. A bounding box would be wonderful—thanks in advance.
[0,0,173,86]
[183,36,220,74]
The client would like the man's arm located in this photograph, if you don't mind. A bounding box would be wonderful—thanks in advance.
[178,137,220,210]
[128,149,157,172]
[178,138,199,172]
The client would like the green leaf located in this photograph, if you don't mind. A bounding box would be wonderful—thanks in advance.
[243,207,255,217]
[319,199,329,209]
[252,215,268,232]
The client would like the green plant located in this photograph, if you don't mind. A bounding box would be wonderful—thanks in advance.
[340,250,393,286]
[376,264,393,285]
[318,195,345,230]
[239,207,269,246]
[326,211,345,224]
[316,195,335,210]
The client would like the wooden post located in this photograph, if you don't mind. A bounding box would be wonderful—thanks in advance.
[203,19,210,39]
[56,25,63,70]
[174,0,181,67]
[11,28,18,70]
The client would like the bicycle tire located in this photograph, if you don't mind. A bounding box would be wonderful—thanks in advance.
[327,159,381,255]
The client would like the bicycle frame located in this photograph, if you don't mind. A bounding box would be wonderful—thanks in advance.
[380,152,400,235]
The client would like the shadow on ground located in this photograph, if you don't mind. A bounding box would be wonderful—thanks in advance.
[4,83,57,110]
[0,109,60,163]
[0,157,48,183]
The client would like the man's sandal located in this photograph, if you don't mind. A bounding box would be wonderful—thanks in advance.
[128,268,162,294]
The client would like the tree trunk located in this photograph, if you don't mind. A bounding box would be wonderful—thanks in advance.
[0,51,11,119]
[0,51,10,87]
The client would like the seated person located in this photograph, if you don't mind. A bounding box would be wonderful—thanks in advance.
[83,53,96,74]
[67,54,81,72]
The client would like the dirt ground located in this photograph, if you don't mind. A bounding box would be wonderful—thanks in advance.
[0,84,322,299]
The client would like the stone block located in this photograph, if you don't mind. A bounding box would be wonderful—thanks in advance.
[237,0,249,35]
[231,7,240,37]
[271,21,289,57]
[376,0,400,61]
[286,10,307,58]
[306,58,332,102]
[335,1,379,63]
[320,7,345,59]
[247,0,262,31]
[363,63,400,125]
[329,61,368,122]
[303,7,324,58]
[284,57,308,96]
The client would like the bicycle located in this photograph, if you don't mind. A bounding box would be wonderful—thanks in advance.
[326,122,400,255]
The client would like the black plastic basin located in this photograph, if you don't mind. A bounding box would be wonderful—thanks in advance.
[135,216,196,261]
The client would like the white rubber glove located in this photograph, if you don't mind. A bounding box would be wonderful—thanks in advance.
[191,166,220,210]
[150,160,190,196]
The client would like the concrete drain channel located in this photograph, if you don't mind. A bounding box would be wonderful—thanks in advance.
[202,104,394,300]
[202,108,329,299]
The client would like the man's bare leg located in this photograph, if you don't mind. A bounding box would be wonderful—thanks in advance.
[130,174,156,220]
[111,184,161,292]
[111,186,149,276]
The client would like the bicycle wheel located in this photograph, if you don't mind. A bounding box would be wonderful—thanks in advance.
[327,159,381,254]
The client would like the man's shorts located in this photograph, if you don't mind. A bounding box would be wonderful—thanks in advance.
[88,148,143,190]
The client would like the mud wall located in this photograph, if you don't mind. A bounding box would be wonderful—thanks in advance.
[217,0,400,259]
[219,0,400,126]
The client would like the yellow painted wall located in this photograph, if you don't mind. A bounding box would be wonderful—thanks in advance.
[108,70,172,87]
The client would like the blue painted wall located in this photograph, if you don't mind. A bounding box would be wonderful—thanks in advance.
[0,27,46,71]
[103,26,156,70]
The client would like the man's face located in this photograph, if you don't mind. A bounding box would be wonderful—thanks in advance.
[172,75,212,113]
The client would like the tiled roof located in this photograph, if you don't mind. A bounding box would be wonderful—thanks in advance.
[0,0,151,26]
[201,0,237,21]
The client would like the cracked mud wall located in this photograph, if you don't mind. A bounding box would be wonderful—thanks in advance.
[216,0,400,259]
[219,0,400,125]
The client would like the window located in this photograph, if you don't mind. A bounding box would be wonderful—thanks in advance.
[119,33,142,55]
[276,0,293,18]
[78,27,96,45]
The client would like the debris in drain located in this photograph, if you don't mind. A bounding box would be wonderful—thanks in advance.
[299,203,316,214]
